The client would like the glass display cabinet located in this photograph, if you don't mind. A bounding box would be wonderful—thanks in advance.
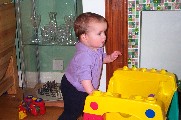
[16,0,82,104]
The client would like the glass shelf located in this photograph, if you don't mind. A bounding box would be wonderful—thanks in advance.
[23,43,77,46]
[17,0,82,102]
[22,38,77,46]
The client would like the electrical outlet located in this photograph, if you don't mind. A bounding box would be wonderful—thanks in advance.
[53,59,64,70]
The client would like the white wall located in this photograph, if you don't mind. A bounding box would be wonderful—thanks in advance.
[82,0,105,17]
[82,0,106,91]
[140,11,181,80]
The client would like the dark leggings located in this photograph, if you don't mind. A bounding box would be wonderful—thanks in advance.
[58,75,88,120]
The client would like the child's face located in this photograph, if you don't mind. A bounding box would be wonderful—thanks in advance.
[82,21,107,50]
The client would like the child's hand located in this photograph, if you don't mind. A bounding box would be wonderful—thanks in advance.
[110,51,122,61]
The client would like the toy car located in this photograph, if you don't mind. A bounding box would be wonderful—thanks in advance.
[20,95,46,116]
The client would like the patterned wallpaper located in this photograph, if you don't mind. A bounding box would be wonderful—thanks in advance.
[127,0,181,68]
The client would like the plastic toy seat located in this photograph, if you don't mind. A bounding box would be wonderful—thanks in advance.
[83,66,178,120]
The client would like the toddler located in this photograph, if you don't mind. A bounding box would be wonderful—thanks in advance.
[58,12,121,120]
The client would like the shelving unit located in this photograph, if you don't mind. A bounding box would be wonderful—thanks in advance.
[16,0,82,107]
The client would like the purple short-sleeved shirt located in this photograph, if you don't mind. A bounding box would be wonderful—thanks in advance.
[65,42,106,92]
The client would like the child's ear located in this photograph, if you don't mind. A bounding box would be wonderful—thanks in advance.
[80,34,87,41]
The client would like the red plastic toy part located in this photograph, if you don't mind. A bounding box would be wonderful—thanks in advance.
[30,98,46,116]
[90,102,98,110]
[83,113,104,120]
[22,95,46,116]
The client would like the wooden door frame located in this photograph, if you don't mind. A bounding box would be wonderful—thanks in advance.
[105,0,128,89]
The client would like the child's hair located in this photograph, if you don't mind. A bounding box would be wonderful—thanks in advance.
[74,12,107,39]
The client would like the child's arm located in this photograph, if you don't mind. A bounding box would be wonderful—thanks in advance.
[103,51,122,63]
[81,80,95,94]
